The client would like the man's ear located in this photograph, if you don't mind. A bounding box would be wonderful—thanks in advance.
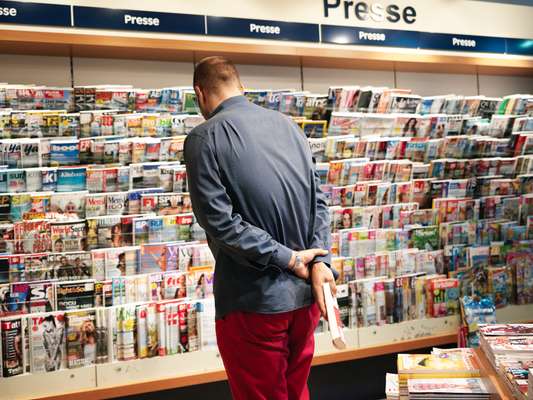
[194,85,203,102]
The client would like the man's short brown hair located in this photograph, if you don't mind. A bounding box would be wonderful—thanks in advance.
[193,56,241,92]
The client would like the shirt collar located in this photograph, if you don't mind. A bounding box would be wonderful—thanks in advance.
[208,95,248,119]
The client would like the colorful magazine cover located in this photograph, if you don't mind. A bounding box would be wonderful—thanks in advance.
[50,191,86,218]
[13,219,51,254]
[49,252,92,281]
[56,167,87,192]
[29,312,66,373]
[105,247,139,278]
[49,140,80,166]
[56,280,95,311]
[50,220,86,252]
[1,317,25,377]
[27,280,55,313]
[65,309,97,368]
[140,243,167,274]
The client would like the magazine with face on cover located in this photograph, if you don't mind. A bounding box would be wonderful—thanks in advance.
[65,309,97,368]
[50,191,87,219]
[50,220,86,253]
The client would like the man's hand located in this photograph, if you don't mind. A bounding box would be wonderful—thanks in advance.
[311,262,337,319]
[289,249,328,280]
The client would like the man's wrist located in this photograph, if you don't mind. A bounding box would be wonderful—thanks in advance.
[288,252,296,270]
[289,253,303,271]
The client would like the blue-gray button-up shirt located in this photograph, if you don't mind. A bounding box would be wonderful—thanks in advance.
[184,95,331,319]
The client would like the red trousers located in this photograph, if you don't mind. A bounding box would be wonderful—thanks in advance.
[216,304,320,400]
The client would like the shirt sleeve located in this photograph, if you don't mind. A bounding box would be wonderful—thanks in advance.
[184,133,293,271]
[309,162,332,268]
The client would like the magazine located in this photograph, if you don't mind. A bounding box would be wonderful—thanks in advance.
[49,251,91,281]
[49,140,79,166]
[13,219,51,254]
[56,167,86,192]
[407,377,489,396]
[95,308,108,364]
[65,309,97,368]
[50,191,86,218]
[1,317,25,377]
[105,247,139,278]
[28,312,66,373]
[50,220,86,252]
[324,282,346,350]
[27,280,55,313]
[55,280,95,311]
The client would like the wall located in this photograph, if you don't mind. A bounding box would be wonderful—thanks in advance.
[72,58,193,88]
[16,0,533,39]
[1,54,533,97]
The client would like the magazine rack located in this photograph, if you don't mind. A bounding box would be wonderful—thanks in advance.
[0,304,525,400]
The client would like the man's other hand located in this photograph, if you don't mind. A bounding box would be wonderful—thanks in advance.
[289,249,328,280]
[310,262,336,319]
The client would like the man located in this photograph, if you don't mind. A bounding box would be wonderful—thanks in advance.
[184,56,336,400]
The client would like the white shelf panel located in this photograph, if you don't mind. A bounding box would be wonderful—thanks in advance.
[358,316,459,348]
[0,365,96,400]
[495,304,533,323]
[95,350,223,389]
[314,328,358,355]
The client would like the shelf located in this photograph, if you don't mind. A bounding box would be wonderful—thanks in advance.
[474,348,515,400]
[9,303,532,400]
[0,28,532,76]
[2,365,96,400]
[29,317,458,400]
[358,316,459,348]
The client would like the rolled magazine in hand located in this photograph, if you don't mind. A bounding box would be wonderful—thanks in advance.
[323,282,346,350]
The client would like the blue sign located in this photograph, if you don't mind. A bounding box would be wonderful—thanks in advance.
[207,16,319,42]
[506,38,533,56]
[321,25,419,48]
[73,6,205,35]
[0,0,70,27]
[419,32,506,53]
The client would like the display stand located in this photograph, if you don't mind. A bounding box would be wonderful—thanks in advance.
[474,348,515,400]
[11,304,527,400]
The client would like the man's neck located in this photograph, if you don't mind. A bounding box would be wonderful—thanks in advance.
[207,90,243,115]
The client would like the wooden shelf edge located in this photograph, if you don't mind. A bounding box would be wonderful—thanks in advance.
[0,28,532,75]
[38,369,228,400]
[34,333,456,400]
[473,348,515,400]
[312,332,457,366]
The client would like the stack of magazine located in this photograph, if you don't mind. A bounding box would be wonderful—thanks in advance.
[407,378,490,399]
[479,324,533,399]
[396,348,482,400]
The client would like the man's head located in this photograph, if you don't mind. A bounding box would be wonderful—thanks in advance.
[193,56,243,119]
